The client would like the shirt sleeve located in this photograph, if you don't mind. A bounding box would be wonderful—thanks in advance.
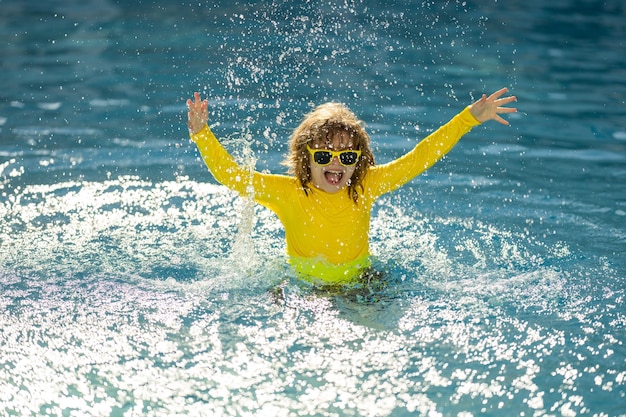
[366,106,481,197]
[190,125,292,205]
[190,125,254,195]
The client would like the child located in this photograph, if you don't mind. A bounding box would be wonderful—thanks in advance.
[187,88,517,284]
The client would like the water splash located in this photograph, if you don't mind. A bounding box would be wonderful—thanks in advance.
[1,173,623,416]
[221,130,262,274]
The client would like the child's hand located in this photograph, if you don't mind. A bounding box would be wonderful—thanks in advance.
[186,92,209,134]
[469,87,517,126]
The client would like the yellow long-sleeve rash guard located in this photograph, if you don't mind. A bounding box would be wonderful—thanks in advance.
[191,106,481,284]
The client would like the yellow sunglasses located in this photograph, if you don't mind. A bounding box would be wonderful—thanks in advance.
[306,145,362,166]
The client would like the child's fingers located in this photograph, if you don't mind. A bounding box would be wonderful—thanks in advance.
[186,92,204,109]
[494,115,510,126]
[488,87,509,100]
[497,106,517,113]
[495,95,517,105]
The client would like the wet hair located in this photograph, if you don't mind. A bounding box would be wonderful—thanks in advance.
[282,102,375,203]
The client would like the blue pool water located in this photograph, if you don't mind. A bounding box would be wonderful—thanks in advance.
[1,0,625,415]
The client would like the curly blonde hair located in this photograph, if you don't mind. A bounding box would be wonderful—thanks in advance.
[282,102,375,203]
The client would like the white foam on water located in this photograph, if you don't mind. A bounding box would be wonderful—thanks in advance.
[1,175,623,416]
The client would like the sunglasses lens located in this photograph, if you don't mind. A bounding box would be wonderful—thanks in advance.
[339,152,359,166]
[313,151,332,165]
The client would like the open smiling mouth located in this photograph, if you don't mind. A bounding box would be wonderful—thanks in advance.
[324,170,344,185]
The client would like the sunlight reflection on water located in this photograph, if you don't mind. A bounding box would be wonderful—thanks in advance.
[1,177,624,416]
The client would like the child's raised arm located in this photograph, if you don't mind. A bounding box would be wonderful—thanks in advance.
[469,87,517,126]
[187,92,209,134]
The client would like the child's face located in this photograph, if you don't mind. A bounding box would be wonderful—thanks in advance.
[309,130,357,194]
